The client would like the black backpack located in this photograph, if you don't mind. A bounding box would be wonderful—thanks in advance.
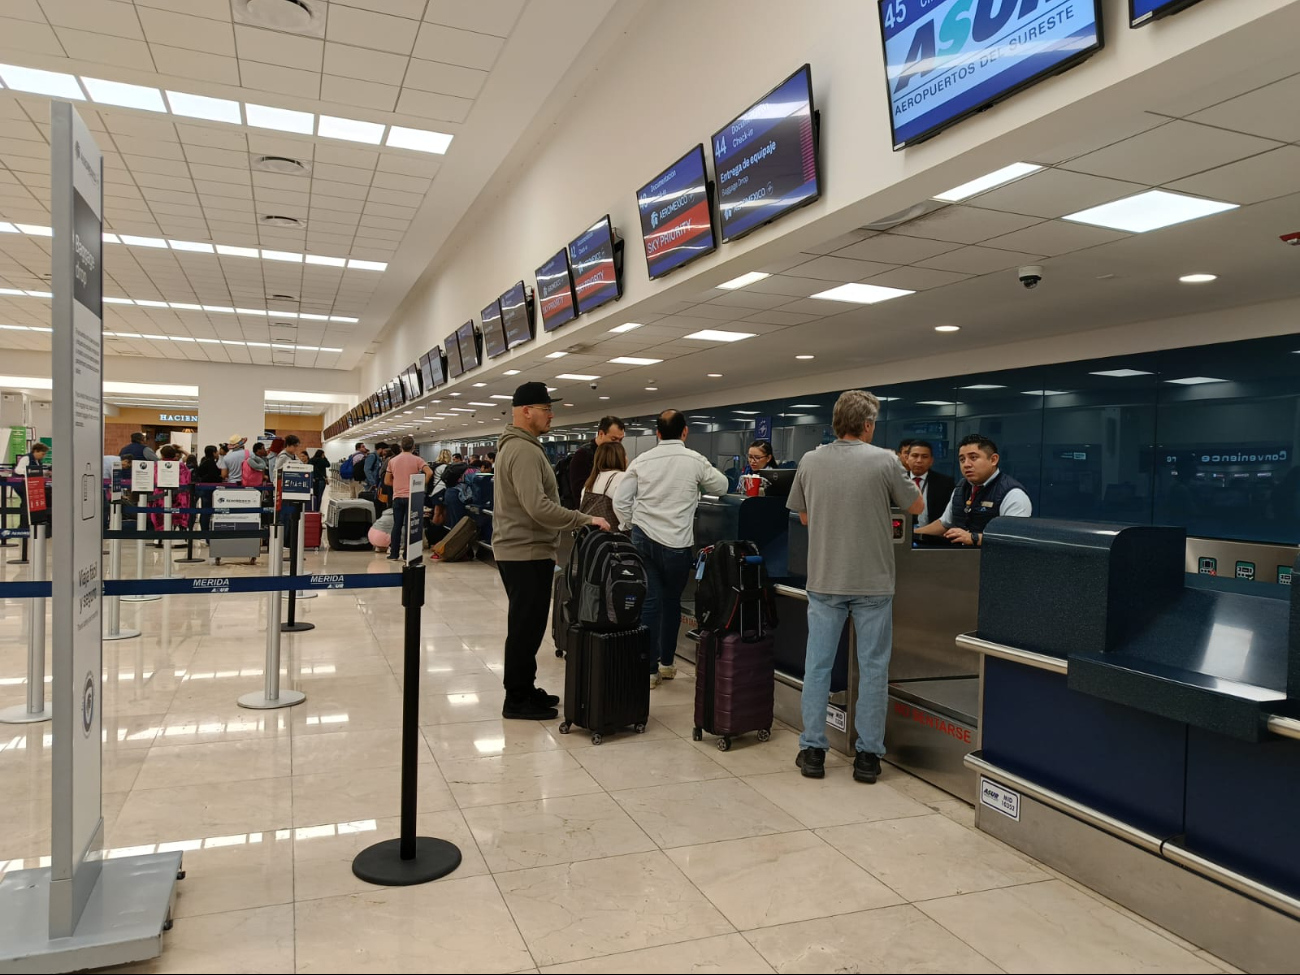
[441,462,468,489]
[694,540,778,635]
[554,453,577,509]
[351,453,367,482]
[565,526,647,631]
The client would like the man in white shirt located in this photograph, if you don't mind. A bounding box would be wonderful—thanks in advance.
[614,409,729,686]
[915,434,1032,547]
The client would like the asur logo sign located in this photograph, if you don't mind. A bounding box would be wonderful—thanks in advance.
[892,0,1049,95]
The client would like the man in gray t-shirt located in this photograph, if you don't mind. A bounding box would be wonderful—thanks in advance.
[219,437,248,486]
[786,390,923,784]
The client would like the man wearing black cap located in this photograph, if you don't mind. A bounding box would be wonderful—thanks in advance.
[495,382,610,720]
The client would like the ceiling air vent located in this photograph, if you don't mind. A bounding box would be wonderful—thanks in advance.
[254,155,310,176]
[236,0,320,33]
[261,215,303,229]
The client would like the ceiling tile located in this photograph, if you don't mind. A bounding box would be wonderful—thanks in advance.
[235,23,323,71]
[42,0,144,39]
[970,169,1147,219]
[55,27,152,69]
[1031,112,1165,166]
[4,0,43,23]
[831,234,960,264]
[741,309,822,326]
[862,266,974,291]
[333,0,428,18]
[176,124,246,150]
[708,291,791,311]
[325,4,417,55]
[1061,120,1283,185]
[423,0,524,36]
[785,255,896,281]
[322,41,409,85]
[891,206,1043,244]
[413,22,504,70]
[135,0,229,21]
[801,230,874,255]
[314,145,379,168]
[137,5,235,55]
[404,58,487,99]
[0,16,63,54]
[1167,146,1300,205]
[240,60,322,99]
[1189,73,1300,144]
[982,220,1127,258]
[320,74,398,112]
[395,88,472,123]
[916,245,1043,275]
[149,44,240,85]
[372,171,432,193]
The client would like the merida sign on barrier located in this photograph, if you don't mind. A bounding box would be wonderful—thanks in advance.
[878,0,1104,149]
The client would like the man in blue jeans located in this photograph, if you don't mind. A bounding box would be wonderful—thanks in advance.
[786,390,923,783]
[615,410,730,687]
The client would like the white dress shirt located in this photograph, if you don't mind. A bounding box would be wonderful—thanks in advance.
[910,470,930,524]
[613,440,730,549]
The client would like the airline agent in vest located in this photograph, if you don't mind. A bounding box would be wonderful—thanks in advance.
[914,433,1031,546]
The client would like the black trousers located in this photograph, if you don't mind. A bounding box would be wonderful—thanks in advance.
[496,558,555,702]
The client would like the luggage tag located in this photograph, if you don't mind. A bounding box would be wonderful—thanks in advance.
[696,559,706,581]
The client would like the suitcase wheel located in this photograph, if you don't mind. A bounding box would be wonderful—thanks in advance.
[757,728,771,742]
[692,727,702,741]
[634,723,646,735]
[591,732,603,745]
[716,737,731,752]
[555,648,564,658]
[558,721,571,735]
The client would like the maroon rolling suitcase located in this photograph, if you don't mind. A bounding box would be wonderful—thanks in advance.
[302,511,322,550]
[693,551,775,751]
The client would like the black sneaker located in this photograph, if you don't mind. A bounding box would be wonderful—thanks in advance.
[853,751,881,784]
[502,698,558,721]
[796,747,826,779]
[531,686,560,708]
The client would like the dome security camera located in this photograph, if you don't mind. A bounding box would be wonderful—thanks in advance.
[1018,265,1044,290]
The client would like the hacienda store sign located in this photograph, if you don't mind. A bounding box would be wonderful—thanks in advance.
[158,413,198,423]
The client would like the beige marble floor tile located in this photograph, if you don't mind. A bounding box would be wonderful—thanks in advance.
[163,828,295,919]
[546,715,677,751]
[1193,949,1244,973]
[293,809,487,900]
[291,727,430,776]
[418,689,515,724]
[295,873,532,973]
[496,850,733,966]
[572,738,732,791]
[667,830,901,929]
[744,903,1001,973]
[647,703,700,738]
[931,799,977,829]
[112,777,293,847]
[918,880,1219,973]
[818,813,1047,901]
[880,763,962,805]
[103,904,296,974]
[611,777,803,848]
[464,792,656,872]
[422,717,562,762]
[154,707,294,747]
[133,737,291,791]
[0,742,148,797]
[291,762,456,826]
[539,932,774,973]
[742,770,935,829]
[439,750,604,808]
[691,728,850,775]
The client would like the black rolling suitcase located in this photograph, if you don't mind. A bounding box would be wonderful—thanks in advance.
[551,570,571,657]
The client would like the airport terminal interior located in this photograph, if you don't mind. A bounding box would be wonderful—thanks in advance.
[1,0,1299,971]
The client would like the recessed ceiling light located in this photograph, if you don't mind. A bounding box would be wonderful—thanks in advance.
[734,410,761,415]
[134,299,168,308]
[0,222,15,234]
[119,234,167,248]
[564,403,575,407]
[216,244,260,258]
[347,259,387,271]
[556,373,600,381]
[166,90,241,124]
[610,322,644,333]
[917,400,958,406]
[546,351,569,359]
[1165,376,1228,385]
[1179,273,1218,284]
[472,382,487,387]
[644,387,658,391]
[244,102,314,135]
[81,76,165,112]
[1022,390,1070,396]
[305,255,347,267]
[707,373,723,378]
[489,394,512,400]
[790,404,820,408]
[685,329,757,343]
[386,126,453,154]
[717,271,771,290]
[1090,368,1153,378]
[933,162,1043,202]
[318,115,384,145]
[599,395,610,400]
[1064,190,1238,233]
[15,224,52,236]
[468,402,496,407]
[811,283,915,304]
[450,407,476,412]
[961,384,1005,390]
[934,325,961,332]
[168,302,203,310]
[796,355,815,360]
[0,63,84,99]
[169,240,214,253]
[609,356,662,366]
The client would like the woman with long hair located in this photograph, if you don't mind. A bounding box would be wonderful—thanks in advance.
[310,448,329,511]
[194,444,223,533]
[580,441,629,531]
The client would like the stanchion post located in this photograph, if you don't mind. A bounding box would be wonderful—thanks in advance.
[123,489,160,603]
[175,486,204,565]
[0,523,52,724]
[281,500,314,632]
[352,561,461,885]
[104,491,139,641]
[160,488,174,580]
[286,504,317,601]
[238,523,304,710]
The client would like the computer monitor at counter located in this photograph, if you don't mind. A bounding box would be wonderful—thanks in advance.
[757,467,795,498]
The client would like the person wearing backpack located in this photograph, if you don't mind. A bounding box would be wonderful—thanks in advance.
[341,443,368,498]
[580,441,628,532]
[495,382,610,721]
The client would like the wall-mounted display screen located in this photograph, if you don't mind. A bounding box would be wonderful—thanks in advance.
[536,250,576,332]
[1131,0,1204,26]
[445,329,465,378]
[457,320,479,372]
[568,215,620,315]
[481,298,507,359]
[637,144,716,278]
[879,0,1103,150]
[371,393,381,415]
[419,353,436,391]
[427,347,446,387]
[381,387,392,411]
[391,378,405,406]
[712,64,820,241]
[499,281,533,351]
[407,364,423,399]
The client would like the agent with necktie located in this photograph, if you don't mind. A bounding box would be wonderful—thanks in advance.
[903,439,954,528]
[914,434,1031,547]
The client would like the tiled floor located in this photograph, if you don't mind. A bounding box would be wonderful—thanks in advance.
[0,543,1240,973]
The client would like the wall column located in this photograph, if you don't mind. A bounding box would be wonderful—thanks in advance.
[198,372,265,450]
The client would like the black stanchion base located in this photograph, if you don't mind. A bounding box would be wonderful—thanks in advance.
[281,621,316,632]
[351,836,461,887]
[174,557,206,564]
[6,559,29,565]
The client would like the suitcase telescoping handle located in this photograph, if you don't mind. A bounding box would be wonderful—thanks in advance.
[736,553,765,640]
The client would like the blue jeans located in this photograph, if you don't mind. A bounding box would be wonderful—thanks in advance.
[631,527,693,668]
[800,591,894,756]
[389,497,409,559]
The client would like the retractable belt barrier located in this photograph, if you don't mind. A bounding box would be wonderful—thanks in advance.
[0,572,401,600]
[102,529,268,541]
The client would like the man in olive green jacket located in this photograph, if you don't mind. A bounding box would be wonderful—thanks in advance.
[495,382,609,720]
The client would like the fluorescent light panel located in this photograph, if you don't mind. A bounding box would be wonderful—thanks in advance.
[556,374,600,381]
[961,384,1006,390]
[165,90,241,124]
[7,289,356,322]
[1090,369,1152,378]
[933,162,1042,202]
[1022,390,1070,396]
[717,271,771,290]
[1166,376,1228,385]
[811,283,915,304]
[0,63,83,99]
[610,322,644,333]
[81,76,165,112]
[684,329,756,343]
[609,356,662,366]
[1064,190,1238,233]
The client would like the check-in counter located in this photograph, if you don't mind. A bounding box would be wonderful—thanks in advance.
[962,518,1300,974]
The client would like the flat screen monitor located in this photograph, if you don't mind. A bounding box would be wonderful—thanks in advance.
[637,144,716,278]
[398,372,412,401]
[444,329,465,378]
[381,387,392,411]
[712,64,820,242]
[456,320,479,372]
[481,298,507,359]
[499,280,533,351]
[371,393,381,415]
[391,378,405,406]
[427,347,446,387]
[536,250,576,332]
[1131,0,1203,26]
[569,215,621,315]
[407,364,422,399]
[879,0,1103,150]
[418,352,435,391]
[756,467,796,498]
